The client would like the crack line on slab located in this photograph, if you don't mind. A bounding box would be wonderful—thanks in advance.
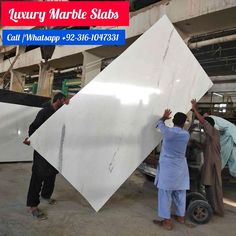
[162,28,174,62]
[109,136,123,173]
[58,124,66,173]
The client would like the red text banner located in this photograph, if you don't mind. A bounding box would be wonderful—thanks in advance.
[1,1,129,26]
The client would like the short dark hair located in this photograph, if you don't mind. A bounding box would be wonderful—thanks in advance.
[53,92,66,103]
[173,112,187,127]
[205,117,215,127]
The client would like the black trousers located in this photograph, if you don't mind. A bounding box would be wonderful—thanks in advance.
[26,171,56,207]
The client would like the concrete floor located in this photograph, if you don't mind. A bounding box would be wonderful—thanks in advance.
[0,163,236,236]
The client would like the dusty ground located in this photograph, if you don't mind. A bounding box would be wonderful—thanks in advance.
[0,162,236,236]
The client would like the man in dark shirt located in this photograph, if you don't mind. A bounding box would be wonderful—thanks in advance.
[24,92,66,220]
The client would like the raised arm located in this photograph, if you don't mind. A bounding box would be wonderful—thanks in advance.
[156,109,172,134]
[191,99,205,124]
[161,109,172,122]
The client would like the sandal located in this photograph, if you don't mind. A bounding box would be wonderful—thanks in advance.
[41,198,57,205]
[184,221,197,228]
[173,215,185,224]
[172,215,196,228]
[153,219,173,230]
[30,208,47,220]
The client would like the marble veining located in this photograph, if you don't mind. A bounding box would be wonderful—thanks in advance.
[30,15,213,211]
[163,28,174,62]
[58,124,66,172]
[109,136,123,173]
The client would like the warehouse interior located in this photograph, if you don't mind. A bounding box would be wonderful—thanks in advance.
[0,0,236,235]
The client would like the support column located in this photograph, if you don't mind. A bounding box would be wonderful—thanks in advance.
[10,70,25,92]
[0,78,3,89]
[81,51,102,87]
[0,52,4,64]
[0,46,26,89]
[37,62,54,97]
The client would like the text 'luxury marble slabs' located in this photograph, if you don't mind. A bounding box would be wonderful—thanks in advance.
[30,15,213,211]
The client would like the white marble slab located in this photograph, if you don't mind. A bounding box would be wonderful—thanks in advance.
[30,15,213,211]
[0,102,40,162]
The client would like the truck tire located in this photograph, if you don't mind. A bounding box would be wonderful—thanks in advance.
[187,200,213,224]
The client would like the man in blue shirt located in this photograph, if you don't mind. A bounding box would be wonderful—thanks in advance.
[153,109,190,230]
[210,115,236,177]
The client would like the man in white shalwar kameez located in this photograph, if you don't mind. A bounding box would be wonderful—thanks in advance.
[153,109,190,230]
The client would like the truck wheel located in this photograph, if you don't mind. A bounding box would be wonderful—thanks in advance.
[186,192,206,208]
[187,200,213,224]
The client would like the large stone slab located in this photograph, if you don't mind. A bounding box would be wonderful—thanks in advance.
[30,15,212,211]
[0,102,39,162]
[0,90,49,162]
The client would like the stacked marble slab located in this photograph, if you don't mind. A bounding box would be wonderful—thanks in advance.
[0,103,39,162]
[0,90,49,162]
[30,15,213,211]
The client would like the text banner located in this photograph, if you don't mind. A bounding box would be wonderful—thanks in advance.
[2,29,126,45]
[1,1,129,26]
